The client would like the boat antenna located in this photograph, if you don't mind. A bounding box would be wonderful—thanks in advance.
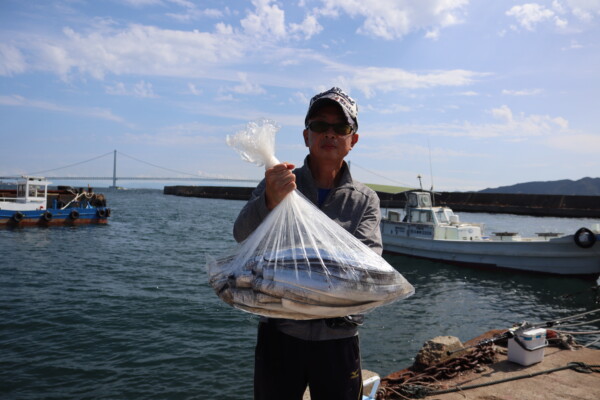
[417,174,423,190]
[428,139,434,192]
[427,139,435,206]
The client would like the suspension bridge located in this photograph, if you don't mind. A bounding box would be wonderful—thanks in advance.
[0,150,260,188]
[1,150,412,189]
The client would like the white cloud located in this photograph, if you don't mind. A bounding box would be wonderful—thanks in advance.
[188,83,202,95]
[0,44,27,76]
[215,22,234,35]
[105,82,127,96]
[491,104,513,123]
[553,0,567,14]
[502,88,542,96]
[346,66,486,97]
[291,91,309,105]
[120,0,197,8]
[425,28,440,40]
[506,3,555,31]
[215,93,236,102]
[133,80,157,98]
[240,0,286,39]
[123,123,224,147]
[105,80,158,98]
[167,8,224,22]
[566,0,600,22]
[562,39,584,49]
[554,15,569,27]
[121,0,163,7]
[507,1,600,31]
[317,0,469,40]
[546,133,600,154]
[487,105,569,137]
[290,14,323,39]
[230,72,266,95]
[0,94,128,124]
[5,1,338,82]
[20,24,247,80]
[1,1,485,92]
[366,103,412,114]
[368,105,571,142]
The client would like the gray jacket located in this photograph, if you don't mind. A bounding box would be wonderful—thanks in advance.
[233,156,383,340]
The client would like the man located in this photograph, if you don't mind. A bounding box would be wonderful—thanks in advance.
[233,87,383,400]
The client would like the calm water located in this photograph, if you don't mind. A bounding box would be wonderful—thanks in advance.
[1,189,598,400]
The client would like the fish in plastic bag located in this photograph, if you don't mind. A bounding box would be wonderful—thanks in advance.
[207,119,414,319]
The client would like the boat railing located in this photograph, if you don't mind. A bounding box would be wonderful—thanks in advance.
[0,196,20,203]
[536,232,562,238]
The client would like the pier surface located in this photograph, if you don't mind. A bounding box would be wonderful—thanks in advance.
[380,329,600,400]
[409,345,600,400]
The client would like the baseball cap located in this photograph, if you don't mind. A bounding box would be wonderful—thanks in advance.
[305,87,358,132]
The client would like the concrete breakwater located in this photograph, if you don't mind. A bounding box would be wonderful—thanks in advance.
[164,185,255,200]
[377,191,600,218]
[164,186,600,218]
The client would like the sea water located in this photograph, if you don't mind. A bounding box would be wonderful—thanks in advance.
[1,189,598,400]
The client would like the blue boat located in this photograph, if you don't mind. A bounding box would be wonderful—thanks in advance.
[0,176,111,227]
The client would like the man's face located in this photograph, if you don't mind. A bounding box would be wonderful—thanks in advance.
[303,104,359,165]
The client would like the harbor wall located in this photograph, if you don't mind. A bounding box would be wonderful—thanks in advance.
[163,185,255,200]
[164,186,600,218]
[379,191,600,218]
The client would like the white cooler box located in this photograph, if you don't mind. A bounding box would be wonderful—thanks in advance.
[507,328,548,366]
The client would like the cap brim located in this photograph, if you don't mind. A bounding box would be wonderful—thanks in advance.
[305,99,357,129]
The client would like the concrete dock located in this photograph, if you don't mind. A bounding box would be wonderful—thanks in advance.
[379,331,600,400]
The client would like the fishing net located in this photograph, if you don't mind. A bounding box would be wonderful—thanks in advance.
[207,119,414,319]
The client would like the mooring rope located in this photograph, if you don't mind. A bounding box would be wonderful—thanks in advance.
[558,317,600,328]
[555,308,600,322]
[553,329,600,335]
[584,337,600,348]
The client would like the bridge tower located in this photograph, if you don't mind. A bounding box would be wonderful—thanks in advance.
[111,150,117,188]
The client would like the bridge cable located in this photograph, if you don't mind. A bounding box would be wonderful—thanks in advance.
[26,151,115,176]
[349,161,414,188]
[117,151,218,179]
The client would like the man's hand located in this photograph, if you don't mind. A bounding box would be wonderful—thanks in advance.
[265,162,296,210]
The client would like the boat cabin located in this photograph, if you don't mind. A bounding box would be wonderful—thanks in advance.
[0,176,50,211]
[384,191,483,241]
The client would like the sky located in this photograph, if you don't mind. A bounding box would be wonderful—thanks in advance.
[1,0,599,191]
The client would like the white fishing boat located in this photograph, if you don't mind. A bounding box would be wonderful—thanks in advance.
[381,191,600,277]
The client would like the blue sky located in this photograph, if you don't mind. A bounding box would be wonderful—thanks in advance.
[1,0,599,191]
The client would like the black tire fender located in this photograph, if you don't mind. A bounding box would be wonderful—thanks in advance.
[12,212,24,222]
[574,227,596,249]
[43,211,53,222]
[69,210,80,220]
[97,208,107,218]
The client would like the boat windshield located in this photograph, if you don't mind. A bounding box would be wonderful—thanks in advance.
[17,182,45,198]
[410,210,433,223]
[435,209,450,223]
[28,184,45,198]
[17,184,26,197]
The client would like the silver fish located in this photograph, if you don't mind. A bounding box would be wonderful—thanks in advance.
[209,247,414,319]
[253,277,367,306]
[280,298,387,318]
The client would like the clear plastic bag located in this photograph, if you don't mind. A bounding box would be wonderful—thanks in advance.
[207,119,414,319]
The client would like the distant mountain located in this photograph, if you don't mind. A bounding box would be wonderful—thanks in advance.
[480,177,600,196]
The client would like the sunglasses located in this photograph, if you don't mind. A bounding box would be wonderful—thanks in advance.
[306,121,354,136]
